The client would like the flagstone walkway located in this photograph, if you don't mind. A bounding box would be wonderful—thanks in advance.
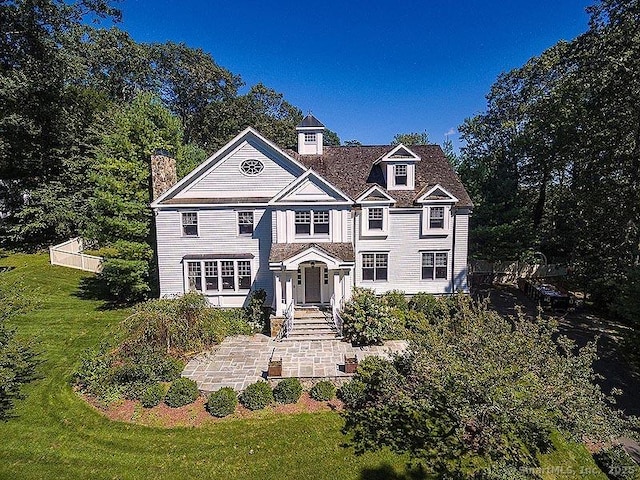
[183,334,408,392]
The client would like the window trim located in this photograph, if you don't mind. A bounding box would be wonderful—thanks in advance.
[394,164,408,186]
[421,251,449,281]
[422,205,450,235]
[295,209,330,237]
[184,259,253,294]
[361,252,389,282]
[181,212,199,237]
[237,211,254,236]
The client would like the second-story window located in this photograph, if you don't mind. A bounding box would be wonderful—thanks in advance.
[313,211,329,234]
[295,211,311,234]
[238,211,254,235]
[295,210,329,236]
[430,207,445,229]
[368,208,383,230]
[394,164,407,186]
[182,212,198,236]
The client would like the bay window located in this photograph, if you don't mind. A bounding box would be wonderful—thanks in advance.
[185,259,252,293]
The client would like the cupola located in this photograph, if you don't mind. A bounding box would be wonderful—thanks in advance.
[296,113,325,155]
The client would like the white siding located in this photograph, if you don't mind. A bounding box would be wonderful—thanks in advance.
[155,207,273,306]
[354,209,462,295]
[273,207,351,243]
[174,140,301,199]
[453,210,470,293]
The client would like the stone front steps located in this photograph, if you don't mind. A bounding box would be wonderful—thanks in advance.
[285,306,340,341]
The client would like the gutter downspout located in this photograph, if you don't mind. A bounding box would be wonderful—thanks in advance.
[451,207,456,294]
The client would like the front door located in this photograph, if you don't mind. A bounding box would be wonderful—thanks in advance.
[304,266,321,303]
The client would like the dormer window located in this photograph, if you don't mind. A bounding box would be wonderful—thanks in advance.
[429,207,445,229]
[304,132,316,143]
[368,208,383,230]
[394,164,408,186]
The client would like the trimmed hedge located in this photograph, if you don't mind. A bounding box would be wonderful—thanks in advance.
[273,378,302,404]
[140,383,165,408]
[338,379,366,409]
[310,381,336,401]
[164,377,199,407]
[206,387,238,417]
[239,382,273,410]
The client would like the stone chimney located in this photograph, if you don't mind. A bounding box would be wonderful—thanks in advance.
[150,150,177,200]
[296,113,325,155]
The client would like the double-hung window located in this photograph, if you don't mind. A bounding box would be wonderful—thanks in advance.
[430,207,445,229]
[295,211,311,235]
[422,252,448,280]
[182,212,198,236]
[368,208,383,230]
[394,164,407,186]
[221,261,235,290]
[187,262,202,291]
[204,261,218,291]
[313,211,329,234]
[238,211,254,235]
[362,253,388,281]
[238,261,251,289]
[295,210,330,236]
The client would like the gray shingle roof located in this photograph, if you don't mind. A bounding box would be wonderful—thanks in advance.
[269,243,355,263]
[287,145,473,208]
[297,114,325,128]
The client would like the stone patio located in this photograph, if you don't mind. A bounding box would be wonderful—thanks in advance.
[183,335,408,392]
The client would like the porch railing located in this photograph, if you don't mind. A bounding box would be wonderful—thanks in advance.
[330,294,344,336]
[283,300,295,338]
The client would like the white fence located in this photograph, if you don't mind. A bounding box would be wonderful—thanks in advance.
[469,260,567,286]
[49,238,103,273]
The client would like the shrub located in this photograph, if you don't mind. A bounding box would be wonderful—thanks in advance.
[338,379,367,409]
[593,445,638,480]
[111,240,154,261]
[206,387,238,417]
[382,290,408,310]
[273,378,303,404]
[340,288,392,345]
[239,381,273,410]
[164,377,199,407]
[310,381,336,401]
[98,258,150,303]
[244,288,267,332]
[140,383,165,408]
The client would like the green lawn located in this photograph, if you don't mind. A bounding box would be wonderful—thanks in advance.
[0,254,607,480]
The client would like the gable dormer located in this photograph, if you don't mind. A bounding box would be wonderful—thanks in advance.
[296,114,325,155]
[375,144,420,190]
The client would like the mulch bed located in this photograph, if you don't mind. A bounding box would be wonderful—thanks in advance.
[84,392,343,428]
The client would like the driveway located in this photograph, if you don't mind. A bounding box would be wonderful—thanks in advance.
[477,284,640,417]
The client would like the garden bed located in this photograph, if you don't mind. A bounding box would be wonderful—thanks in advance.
[85,392,343,428]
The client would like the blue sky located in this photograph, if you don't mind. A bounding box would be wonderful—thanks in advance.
[117,0,591,147]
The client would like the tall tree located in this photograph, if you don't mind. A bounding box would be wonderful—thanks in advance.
[391,131,429,145]
[0,0,120,247]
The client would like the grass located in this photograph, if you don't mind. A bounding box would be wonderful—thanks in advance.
[0,254,608,480]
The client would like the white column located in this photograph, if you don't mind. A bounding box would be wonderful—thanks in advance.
[333,270,341,308]
[274,272,283,315]
[285,271,293,308]
[343,268,353,302]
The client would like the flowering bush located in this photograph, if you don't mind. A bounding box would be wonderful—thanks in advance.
[340,288,392,345]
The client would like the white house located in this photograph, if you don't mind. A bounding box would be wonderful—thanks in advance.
[151,115,472,337]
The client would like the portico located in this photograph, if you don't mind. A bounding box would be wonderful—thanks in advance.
[269,243,354,316]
